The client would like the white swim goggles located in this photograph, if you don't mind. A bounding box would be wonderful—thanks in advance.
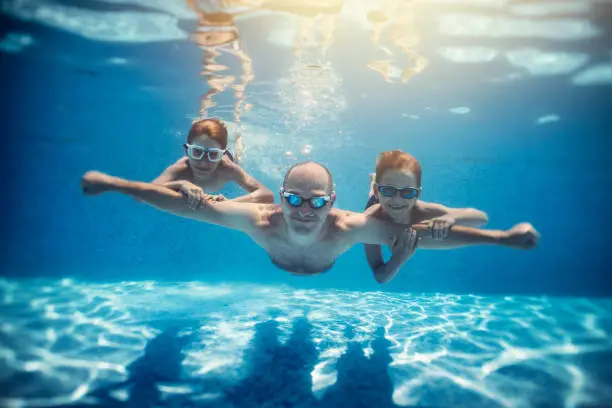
[184,143,226,162]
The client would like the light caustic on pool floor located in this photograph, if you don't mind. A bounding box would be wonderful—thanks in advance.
[1,278,611,407]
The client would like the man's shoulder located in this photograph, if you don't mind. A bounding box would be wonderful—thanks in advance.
[252,204,282,227]
[330,209,369,232]
[327,207,394,246]
[208,201,280,234]
[334,206,395,236]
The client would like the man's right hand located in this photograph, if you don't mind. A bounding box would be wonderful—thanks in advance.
[163,181,209,210]
[82,171,114,196]
[503,223,540,250]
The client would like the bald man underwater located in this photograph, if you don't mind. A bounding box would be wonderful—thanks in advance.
[81,162,539,277]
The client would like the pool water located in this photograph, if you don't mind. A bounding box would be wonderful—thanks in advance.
[2,279,612,407]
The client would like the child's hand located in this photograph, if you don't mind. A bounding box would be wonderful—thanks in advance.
[164,181,208,210]
[425,215,456,240]
[210,194,227,202]
[391,228,419,263]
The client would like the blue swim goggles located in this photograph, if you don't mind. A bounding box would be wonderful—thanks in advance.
[280,188,334,209]
[376,184,420,199]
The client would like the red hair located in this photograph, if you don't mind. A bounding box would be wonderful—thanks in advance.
[375,150,422,186]
[188,118,228,149]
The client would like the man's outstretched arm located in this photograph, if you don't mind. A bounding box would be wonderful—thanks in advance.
[418,202,489,228]
[81,171,261,232]
[415,222,539,250]
[347,212,539,250]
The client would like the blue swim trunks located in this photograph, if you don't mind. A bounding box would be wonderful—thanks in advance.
[365,194,379,210]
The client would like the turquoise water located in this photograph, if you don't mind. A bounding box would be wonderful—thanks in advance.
[1,0,611,406]
[2,279,612,407]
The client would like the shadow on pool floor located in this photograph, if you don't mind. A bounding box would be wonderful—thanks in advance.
[49,314,416,408]
[45,313,612,408]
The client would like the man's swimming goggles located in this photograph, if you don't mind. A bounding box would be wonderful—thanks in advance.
[184,143,226,162]
[280,189,333,209]
[376,184,420,199]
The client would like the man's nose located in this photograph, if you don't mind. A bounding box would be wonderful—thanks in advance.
[298,205,314,216]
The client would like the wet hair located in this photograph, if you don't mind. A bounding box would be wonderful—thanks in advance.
[187,118,228,149]
[283,161,334,193]
[375,150,422,186]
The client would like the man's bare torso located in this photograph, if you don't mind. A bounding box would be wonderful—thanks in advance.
[246,207,362,275]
